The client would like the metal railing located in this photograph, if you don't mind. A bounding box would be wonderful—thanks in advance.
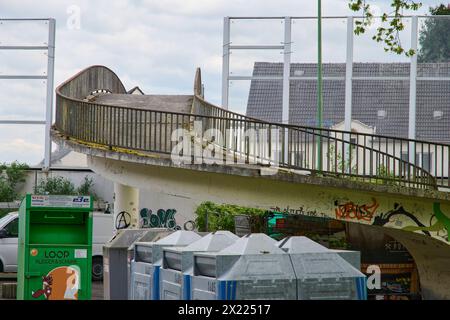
[54,66,450,191]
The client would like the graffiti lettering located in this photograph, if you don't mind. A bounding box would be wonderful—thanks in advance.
[270,206,327,218]
[335,198,379,222]
[140,208,196,231]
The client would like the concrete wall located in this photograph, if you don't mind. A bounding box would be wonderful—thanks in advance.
[87,155,450,299]
[88,155,450,244]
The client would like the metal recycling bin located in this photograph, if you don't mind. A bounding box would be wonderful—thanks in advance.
[191,233,297,300]
[160,231,239,300]
[17,194,93,300]
[127,229,172,299]
[103,228,164,300]
[330,249,361,270]
[130,231,202,300]
[277,236,367,300]
[276,236,361,269]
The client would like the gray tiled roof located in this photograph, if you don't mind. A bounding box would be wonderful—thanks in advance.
[246,62,450,143]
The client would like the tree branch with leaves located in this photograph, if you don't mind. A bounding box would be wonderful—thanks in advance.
[349,0,422,56]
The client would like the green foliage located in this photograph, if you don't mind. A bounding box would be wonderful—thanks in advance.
[195,201,267,232]
[34,175,98,199]
[376,164,397,185]
[349,0,422,57]
[327,144,357,174]
[0,209,11,219]
[0,162,29,202]
[77,176,98,201]
[34,176,76,195]
[418,4,450,62]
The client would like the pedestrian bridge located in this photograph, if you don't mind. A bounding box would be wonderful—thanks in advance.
[52,66,450,299]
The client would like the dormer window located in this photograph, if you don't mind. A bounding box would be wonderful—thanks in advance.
[433,110,443,120]
[377,110,386,119]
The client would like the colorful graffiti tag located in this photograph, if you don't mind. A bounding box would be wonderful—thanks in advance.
[333,199,449,241]
[334,198,379,222]
[401,203,450,241]
[271,197,450,242]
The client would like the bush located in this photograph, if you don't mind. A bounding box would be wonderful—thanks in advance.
[195,201,267,232]
[34,175,99,200]
[34,176,76,195]
[0,162,29,202]
[77,176,98,200]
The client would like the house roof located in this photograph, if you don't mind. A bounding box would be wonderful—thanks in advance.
[246,62,450,143]
[127,86,145,95]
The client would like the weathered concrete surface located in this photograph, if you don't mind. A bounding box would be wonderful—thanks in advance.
[382,226,450,300]
[92,94,193,113]
[82,153,449,300]
[52,130,450,202]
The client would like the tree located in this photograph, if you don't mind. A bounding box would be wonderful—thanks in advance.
[0,162,29,202]
[417,4,450,62]
[348,0,422,56]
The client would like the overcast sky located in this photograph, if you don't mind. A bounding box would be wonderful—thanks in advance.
[0,0,437,165]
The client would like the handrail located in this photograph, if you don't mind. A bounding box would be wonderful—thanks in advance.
[54,66,450,191]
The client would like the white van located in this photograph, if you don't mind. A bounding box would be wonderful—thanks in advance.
[0,211,115,280]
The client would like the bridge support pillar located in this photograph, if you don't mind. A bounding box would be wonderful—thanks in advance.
[113,182,140,229]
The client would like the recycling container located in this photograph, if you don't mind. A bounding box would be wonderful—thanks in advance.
[130,231,202,300]
[330,249,361,270]
[127,229,172,299]
[17,194,93,300]
[160,231,239,300]
[276,236,361,270]
[277,236,367,300]
[104,228,170,300]
[191,233,297,300]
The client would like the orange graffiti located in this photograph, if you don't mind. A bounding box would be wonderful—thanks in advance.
[335,198,379,222]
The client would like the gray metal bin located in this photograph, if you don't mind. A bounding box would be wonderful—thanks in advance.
[330,249,361,270]
[127,229,173,299]
[191,233,297,300]
[130,231,202,300]
[104,229,166,300]
[277,236,367,300]
[276,237,361,269]
[160,231,239,300]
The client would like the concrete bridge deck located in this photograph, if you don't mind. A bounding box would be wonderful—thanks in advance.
[92,94,193,113]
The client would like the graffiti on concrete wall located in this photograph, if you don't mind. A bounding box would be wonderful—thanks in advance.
[140,208,181,230]
[139,208,196,231]
[334,198,379,222]
[271,195,449,242]
[270,206,327,218]
[400,203,450,241]
[333,199,449,242]
[372,203,432,236]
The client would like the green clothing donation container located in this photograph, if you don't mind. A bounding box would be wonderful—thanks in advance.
[17,194,93,300]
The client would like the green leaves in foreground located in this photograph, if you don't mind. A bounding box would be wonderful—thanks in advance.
[349,0,422,57]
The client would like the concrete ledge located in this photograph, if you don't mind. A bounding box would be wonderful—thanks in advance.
[52,129,450,202]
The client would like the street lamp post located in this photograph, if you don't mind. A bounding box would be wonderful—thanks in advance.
[317,0,323,171]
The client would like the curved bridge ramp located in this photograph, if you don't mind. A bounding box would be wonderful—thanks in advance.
[52,66,450,299]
